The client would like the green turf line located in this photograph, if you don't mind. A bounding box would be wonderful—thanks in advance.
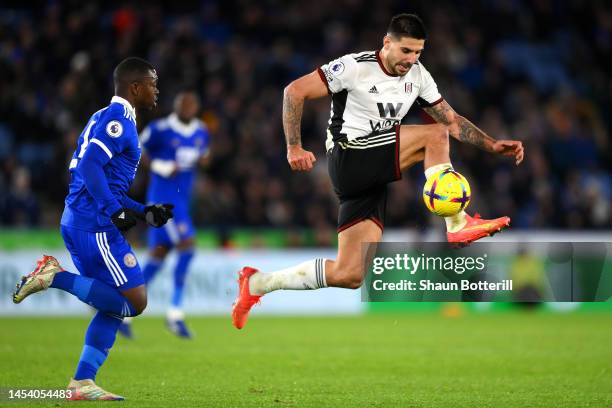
[2,313,611,407]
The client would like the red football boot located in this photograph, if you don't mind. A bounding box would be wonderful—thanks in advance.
[446,213,510,245]
[231,267,262,329]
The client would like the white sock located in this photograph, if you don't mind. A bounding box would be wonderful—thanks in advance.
[424,162,453,180]
[445,211,467,232]
[167,307,185,321]
[248,258,327,296]
[424,163,467,232]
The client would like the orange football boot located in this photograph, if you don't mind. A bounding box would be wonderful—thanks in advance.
[446,213,510,245]
[231,267,262,329]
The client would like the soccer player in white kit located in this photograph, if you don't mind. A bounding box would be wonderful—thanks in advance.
[232,13,524,329]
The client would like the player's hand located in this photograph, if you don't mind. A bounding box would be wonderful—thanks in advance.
[492,140,524,165]
[144,203,174,227]
[111,208,141,232]
[287,145,316,172]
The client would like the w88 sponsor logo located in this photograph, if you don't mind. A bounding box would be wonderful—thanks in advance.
[369,119,400,133]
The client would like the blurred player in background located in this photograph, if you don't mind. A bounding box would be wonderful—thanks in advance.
[232,13,524,329]
[12,57,174,399]
[119,91,210,339]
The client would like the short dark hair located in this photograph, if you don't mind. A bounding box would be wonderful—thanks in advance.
[387,14,427,40]
[113,57,155,86]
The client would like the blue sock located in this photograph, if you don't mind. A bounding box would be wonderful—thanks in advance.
[171,250,194,308]
[74,312,122,381]
[143,257,163,285]
[50,271,136,317]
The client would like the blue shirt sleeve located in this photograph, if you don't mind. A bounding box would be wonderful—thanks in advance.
[78,142,122,217]
[121,196,145,214]
[78,109,140,218]
[89,113,134,159]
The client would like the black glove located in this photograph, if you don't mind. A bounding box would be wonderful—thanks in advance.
[144,203,174,227]
[111,208,142,232]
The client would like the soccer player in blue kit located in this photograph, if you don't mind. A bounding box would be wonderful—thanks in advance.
[120,91,210,339]
[12,57,173,400]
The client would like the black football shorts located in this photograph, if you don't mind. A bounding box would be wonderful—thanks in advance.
[327,130,401,232]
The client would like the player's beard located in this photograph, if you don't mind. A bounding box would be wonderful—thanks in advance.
[395,63,412,75]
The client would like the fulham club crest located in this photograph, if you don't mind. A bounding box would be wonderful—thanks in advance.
[404,83,413,94]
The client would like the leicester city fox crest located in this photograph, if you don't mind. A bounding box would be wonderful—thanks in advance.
[123,253,137,268]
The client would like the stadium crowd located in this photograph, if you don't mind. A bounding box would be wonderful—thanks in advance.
[0,0,610,239]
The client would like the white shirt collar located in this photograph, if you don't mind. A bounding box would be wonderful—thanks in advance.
[111,96,137,121]
[167,113,198,137]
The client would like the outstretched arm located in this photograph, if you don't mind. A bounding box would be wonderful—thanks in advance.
[423,100,524,165]
[282,70,329,171]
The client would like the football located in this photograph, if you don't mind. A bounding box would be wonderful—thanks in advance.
[423,168,471,216]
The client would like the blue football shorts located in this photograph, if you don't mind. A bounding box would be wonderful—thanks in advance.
[147,210,195,249]
[60,225,144,290]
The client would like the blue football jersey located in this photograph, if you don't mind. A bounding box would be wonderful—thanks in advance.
[61,96,141,231]
[140,113,210,212]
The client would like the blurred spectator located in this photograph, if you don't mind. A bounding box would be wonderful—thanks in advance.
[0,0,610,237]
[510,247,546,308]
[1,165,39,226]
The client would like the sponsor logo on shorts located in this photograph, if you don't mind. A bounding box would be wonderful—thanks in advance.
[124,253,137,268]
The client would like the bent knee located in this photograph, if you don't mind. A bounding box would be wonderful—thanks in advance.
[131,299,147,316]
[124,290,147,315]
[344,277,363,289]
[427,124,449,146]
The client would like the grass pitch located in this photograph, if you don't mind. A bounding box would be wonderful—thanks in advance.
[2,311,612,407]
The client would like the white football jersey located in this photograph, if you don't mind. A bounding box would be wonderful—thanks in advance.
[318,50,443,151]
